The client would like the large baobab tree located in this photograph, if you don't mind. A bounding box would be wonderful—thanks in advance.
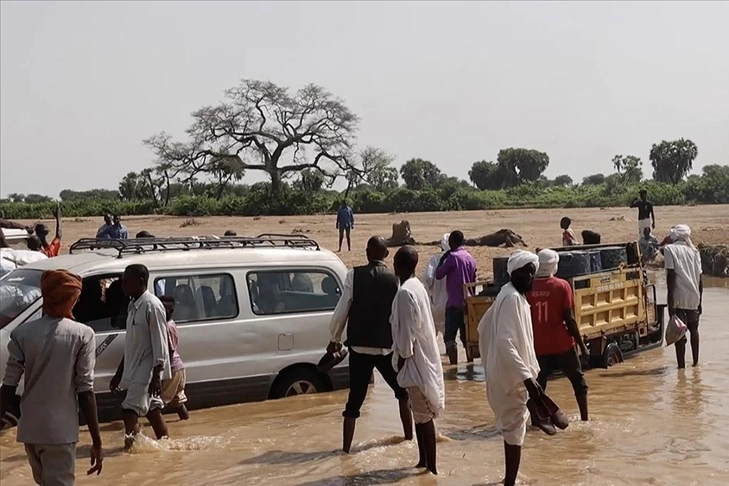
[146,80,361,195]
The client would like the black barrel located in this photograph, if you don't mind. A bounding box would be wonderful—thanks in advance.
[600,246,628,270]
[478,284,503,297]
[587,249,603,273]
[556,251,592,279]
[493,257,510,285]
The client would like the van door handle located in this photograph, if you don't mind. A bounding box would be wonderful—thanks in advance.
[278,333,294,351]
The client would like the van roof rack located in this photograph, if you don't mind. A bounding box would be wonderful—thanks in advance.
[69,234,320,258]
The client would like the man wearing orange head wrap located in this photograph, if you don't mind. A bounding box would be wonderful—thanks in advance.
[1,269,103,485]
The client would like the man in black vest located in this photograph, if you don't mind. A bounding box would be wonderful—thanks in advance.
[328,236,413,453]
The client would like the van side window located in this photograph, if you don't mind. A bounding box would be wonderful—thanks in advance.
[154,274,238,323]
[73,275,127,333]
[247,270,341,316]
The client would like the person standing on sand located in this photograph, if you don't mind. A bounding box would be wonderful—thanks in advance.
[96,214,113,237]
[664,224,703,368]
[560,217,577,246]
[423,233,450,337]
[0,270,103,485]
[478,250,543,486]
[391,246,445,475]
[336,201,354,252]
[158,296,190,420]
[328,236,413,453]
[630,189,656,238]
[96,215,128,239]
[110,264,171,449]
[527,249,589,422]
[435,230,477,365]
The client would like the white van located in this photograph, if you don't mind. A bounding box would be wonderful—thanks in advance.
[1,228,31,248]
[0,235,350,421]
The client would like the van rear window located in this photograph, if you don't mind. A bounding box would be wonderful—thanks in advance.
[246,270,341,316]
[0,269,42,329]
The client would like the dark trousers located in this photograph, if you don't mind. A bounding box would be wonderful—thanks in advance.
[537,349,588,396]
[675,308,700,338]
[444,307,466,349]
[343,349,408,419]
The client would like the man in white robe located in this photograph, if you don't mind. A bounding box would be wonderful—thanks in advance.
[422,234,450,336]
[478,250,542,486]
[391,246,445,475]
[664,224,703,368]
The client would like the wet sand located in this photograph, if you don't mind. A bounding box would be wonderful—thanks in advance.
[12,205,729,278]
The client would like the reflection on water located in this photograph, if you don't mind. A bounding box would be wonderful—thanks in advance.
[1,288,728,485]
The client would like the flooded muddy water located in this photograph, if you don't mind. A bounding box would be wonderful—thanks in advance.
[1,280,728,486]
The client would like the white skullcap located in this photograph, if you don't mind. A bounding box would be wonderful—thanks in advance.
[536,249,559,277]
[670,224,691,242]
[440,233,450,252]
[507,250,540,275]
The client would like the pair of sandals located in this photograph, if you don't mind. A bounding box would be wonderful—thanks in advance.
[527,393,569,435]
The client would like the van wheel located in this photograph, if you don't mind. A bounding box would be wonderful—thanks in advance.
[271,368,327,399]
[603,342,624,368]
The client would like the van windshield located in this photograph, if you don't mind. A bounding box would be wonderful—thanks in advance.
[0,268,42,329]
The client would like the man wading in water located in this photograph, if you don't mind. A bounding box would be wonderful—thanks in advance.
[435,230,477,365]
[328,236,413,453]
[1,270,103,485]
[527,249,589,422]
[391,246,445,475]
[110,264,171,449]
[478,250,543,486]
[664,224,703,368]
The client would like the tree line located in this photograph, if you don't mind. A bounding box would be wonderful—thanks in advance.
[1,79,727,218]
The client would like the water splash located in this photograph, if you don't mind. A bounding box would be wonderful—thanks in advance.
[124,432,229,453]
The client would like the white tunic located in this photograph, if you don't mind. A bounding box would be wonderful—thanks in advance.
[391,277,446,418]
[422,248,448,334]
[664,242,702,310]
[0,249,47,278]
[478,282,540,446]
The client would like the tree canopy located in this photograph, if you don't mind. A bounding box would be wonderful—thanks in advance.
[468,161,502,190]
[612,155,644,185]
[400,158,442,190]
[582,173,606,186]
[650,138,698,184]
[145,80,360,195]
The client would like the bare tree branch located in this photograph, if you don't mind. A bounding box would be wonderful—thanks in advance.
[145,79,361,194]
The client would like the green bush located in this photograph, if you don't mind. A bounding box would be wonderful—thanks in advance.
[1,176,727,219]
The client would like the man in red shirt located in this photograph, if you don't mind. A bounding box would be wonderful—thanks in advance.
[32,205,62,258]
[527,249,589,421]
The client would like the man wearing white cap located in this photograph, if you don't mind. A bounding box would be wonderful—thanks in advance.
[478,250,542,486]
[527,249,590,422]
[664,224,703,368]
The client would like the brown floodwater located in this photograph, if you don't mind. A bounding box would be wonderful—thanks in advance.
[1,279,728,486]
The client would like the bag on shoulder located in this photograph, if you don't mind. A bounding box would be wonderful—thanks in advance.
[665,314,688,346]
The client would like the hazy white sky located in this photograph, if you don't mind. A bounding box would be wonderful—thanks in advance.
[2,1,728,197]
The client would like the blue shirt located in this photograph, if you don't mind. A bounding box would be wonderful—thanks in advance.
[336,206,354,230]
[97,224,128,239]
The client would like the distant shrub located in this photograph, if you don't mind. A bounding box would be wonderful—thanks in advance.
[1,176,727,218]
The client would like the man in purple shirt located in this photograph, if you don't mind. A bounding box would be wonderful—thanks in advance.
[435,230,477,365]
